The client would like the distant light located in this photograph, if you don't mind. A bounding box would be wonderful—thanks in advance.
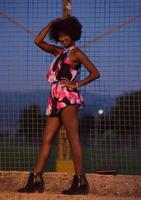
[98,109,104,115]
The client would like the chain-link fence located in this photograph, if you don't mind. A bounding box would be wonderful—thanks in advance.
[0,0,141,174]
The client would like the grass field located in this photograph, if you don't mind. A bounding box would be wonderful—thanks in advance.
[0,136,141,175]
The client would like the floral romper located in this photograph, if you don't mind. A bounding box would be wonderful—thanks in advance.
[46,45,84,117]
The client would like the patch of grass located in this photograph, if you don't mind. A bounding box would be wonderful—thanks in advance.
[0,137,141,175]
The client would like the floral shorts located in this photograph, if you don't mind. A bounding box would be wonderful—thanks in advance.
[46,82,84,117]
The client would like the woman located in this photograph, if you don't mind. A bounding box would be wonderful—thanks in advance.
[18,16,100,195]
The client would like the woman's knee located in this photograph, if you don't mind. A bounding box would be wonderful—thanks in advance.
[42,129,56,145]
[42,134,53,145]
[41,117,61,144]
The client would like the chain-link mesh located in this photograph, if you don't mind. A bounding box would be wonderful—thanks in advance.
[0,0,141,174]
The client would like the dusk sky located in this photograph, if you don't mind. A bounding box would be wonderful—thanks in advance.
[0,0,141,96]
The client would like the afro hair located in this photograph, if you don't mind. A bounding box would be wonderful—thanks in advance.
[49,16,82,42]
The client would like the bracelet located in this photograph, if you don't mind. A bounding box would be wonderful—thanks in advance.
[75,82,79,89]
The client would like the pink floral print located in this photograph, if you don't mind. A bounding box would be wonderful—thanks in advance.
[46,45,84,117]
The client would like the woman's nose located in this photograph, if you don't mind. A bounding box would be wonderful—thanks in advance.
[60,36,64,41]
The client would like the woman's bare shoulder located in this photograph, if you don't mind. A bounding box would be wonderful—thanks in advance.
[71,46,82,56]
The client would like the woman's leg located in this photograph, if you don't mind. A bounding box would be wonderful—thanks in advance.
[61,105,83,176]
[61,105,89,195]
[18,117,62,193]
[34,117,62,173]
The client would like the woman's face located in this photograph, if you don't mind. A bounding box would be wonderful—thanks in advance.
[58,32,73,48]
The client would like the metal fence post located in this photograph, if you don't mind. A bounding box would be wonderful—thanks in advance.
[56,0,74,172]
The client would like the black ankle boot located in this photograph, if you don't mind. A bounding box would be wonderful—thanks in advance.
[17,172,45,193]
[62,174,89,195]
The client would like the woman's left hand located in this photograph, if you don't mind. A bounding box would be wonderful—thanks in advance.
[60,78,76,89]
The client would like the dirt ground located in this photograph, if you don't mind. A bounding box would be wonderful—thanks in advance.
[1,192,141,200]
[0,171,141,200]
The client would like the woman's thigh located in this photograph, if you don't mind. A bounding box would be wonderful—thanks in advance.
[61,105,80,141]
[43,117,62,143]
